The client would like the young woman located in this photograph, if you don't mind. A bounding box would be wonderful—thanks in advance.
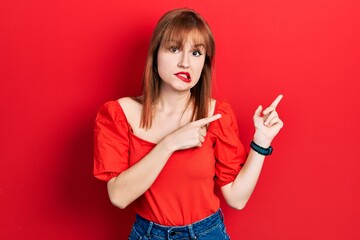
[94,8,283,240]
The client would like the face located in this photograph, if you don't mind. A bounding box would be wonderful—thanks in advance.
[157,34,206,92]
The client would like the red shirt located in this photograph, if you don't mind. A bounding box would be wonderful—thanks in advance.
[93,100,247,226]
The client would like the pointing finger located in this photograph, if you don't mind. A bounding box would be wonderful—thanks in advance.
[270,94,283,108]
[193,114,222,127]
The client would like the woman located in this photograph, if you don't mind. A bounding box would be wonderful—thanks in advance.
[94,8,283,239]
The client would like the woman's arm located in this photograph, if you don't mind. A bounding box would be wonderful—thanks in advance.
[107,140,173,209]
[221,95,284,209]
[107,114,221,209]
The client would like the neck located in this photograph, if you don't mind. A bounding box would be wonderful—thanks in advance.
[156,87,192,113]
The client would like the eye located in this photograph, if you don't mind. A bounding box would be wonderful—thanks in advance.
[192,50,203,57]
[169,46,179,53]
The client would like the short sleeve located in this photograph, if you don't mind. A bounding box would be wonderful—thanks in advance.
[210,101,247,187]
[93,101,130,182]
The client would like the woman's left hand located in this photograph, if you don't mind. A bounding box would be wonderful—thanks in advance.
[252,94,284,147]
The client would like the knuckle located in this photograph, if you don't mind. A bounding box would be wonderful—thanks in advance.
[278,120,284,127]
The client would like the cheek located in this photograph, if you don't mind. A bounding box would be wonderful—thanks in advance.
[194,59,206,76]
[190,63,205,86]
[157,54,169,77]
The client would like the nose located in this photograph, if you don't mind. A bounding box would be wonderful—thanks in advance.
[177,52,189,69]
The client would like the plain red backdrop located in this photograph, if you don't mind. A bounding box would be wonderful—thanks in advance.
[1,0,359,239]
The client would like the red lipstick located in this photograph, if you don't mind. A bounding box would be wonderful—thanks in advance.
[174,72,191,83]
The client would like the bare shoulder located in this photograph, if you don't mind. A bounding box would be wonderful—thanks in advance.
[117,97,142,127]
[118,97,141,108]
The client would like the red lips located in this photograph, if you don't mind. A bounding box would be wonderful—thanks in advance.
[174,72,191,83]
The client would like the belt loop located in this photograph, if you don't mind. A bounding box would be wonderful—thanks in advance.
[187,224,197,240]
[219,208,224,221]
[219,208,225,221]
[146,221,153,238]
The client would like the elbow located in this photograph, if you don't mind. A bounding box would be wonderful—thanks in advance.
[108,192,130,209]
[226,199,248,210]
[107,179,131,209]
[230,202,247,210]
[111,200,129,210]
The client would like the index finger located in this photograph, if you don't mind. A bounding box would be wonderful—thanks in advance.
[193,114,222,127]
[270,94,283,108]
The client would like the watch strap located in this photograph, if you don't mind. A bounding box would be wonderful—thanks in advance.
[250,141,273,155]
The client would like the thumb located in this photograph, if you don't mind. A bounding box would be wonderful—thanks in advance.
[254,105,263,118]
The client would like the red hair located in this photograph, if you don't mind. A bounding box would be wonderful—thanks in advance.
[140,8,215,129]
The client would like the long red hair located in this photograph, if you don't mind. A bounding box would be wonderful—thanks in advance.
[140,8,215,129]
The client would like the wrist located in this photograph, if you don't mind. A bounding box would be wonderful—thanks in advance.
[159,136,176,154]
[253,133,271,148]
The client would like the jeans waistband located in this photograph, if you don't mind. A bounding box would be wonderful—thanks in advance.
[134,209,225,239]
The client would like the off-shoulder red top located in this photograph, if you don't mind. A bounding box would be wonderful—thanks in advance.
[93,100,247,226]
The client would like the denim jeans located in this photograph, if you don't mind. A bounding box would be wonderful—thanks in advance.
[128,209,230,240]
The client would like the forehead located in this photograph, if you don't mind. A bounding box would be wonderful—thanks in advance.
[161,29,206,47]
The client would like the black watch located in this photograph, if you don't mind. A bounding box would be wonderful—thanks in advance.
[250,141,273,155]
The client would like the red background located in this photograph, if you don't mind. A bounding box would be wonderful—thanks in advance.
[1,0,359,239]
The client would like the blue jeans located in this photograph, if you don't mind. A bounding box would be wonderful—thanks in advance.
[128,209,230,240]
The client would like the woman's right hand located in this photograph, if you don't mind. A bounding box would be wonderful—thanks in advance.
[163,114,222,152]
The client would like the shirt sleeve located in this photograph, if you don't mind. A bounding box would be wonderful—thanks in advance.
[93,101,130,182]
[210,101,247,187]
